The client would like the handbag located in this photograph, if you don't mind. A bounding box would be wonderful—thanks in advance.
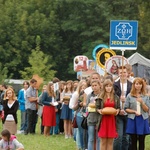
[72,115,78,128]
[81,115,88,130]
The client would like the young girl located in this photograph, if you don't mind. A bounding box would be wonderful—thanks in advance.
[124,77,150,150]
[96,79,120,150]
[60,80,74,139]
[0,129,24,150]
[69,80,88,150]
[86,79,102,150]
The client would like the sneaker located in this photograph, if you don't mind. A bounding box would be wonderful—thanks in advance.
[68,135,72,138]
[65,135,69,139]
[17,130,24,134]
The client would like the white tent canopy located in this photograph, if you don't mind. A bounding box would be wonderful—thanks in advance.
[128,52,150,67]
[128,52,150,84]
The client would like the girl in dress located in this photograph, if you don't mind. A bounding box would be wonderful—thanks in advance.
[3,88,19,135]
[96,79,120,150]
[41,82,56,137]
[61,80,74,139]
[124,77,150,150]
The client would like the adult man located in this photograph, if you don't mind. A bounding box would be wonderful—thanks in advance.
[113,66,132,150]
[24,79,38,135]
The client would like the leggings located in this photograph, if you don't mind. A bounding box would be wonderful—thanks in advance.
[130,134,145,150]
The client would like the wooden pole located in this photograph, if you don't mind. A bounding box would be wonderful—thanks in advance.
[121,49,125,109]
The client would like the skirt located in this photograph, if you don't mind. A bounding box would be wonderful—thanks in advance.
[3,120,17,135]
[60,104,72,120]
[42,105,56,127]
[126,115,150,135]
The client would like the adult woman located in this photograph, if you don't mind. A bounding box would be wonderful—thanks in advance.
[3,88,19,135]
[124,77,150,150]
[96,79,120,150]
[41,82,56,137]
[0,129,24,150]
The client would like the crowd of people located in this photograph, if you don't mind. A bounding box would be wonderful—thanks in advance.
[0,64,150,150]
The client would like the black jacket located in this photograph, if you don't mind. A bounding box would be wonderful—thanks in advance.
[113,79,132,97]
[2,99,19,124]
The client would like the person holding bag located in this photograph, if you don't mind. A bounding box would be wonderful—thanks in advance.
[96,79,120,150]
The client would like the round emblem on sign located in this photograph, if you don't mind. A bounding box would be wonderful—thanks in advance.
[96,48,116,69]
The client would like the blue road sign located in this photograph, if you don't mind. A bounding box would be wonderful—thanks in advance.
[110,20,138,50]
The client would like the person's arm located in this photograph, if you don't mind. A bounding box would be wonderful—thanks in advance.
[69,91,79,109]
[137,96,149,112]
[26,89,38,102]
[13,139,24,150]
[17,90,24,104]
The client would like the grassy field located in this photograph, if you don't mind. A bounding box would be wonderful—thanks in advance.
[1,111,150,150]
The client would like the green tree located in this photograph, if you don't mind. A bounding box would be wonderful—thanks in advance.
[19,36,56,81]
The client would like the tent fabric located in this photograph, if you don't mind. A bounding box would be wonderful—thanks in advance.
[128,52,150,84]
[128,52,150,67]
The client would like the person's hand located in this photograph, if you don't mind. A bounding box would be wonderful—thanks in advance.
[98,109,103,114]
[120,95,126,103]
[119,109,126,115]
[115,109,120,116]
[134,110,141,116]
[50,102,55,106]
[136,97,143,103]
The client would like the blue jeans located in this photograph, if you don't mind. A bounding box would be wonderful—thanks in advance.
[76,115,88,149]
[20,110,27,131]
[88,125,100,150]
[113,115,130,150]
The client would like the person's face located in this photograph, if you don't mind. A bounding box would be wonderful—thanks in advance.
[91,74,100,82]
[67,83,72,89]
[105,84,112,93]
[51,84,54,90]
[118,68,128,80]
[2,136,8,141]
[134,81,142,91]
[31,82,37,88]
[73,83,78,88]
[23,83,29,89]
[6,90,13,98]
[91,82,100,92]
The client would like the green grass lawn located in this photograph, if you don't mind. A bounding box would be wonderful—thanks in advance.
[1,111,150,150]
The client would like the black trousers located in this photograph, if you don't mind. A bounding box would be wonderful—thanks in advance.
[26,109,37,133]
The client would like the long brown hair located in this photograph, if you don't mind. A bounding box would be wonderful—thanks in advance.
[47,82,55,98]
[99,79,114,102]
[130,77,146,97]
[64,80,74,93]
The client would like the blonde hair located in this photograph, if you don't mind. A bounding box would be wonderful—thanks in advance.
[4,87,17,101]
[47,82,55,98]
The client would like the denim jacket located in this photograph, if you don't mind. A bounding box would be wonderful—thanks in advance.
[124,93,150,120]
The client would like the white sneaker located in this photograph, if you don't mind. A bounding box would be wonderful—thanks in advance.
[65,135,69,139]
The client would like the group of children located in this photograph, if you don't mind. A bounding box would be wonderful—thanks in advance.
[0,64,150,150]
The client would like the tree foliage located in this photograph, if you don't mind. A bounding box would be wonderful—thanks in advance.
[19,36,56,81]
[0,0,149,81]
